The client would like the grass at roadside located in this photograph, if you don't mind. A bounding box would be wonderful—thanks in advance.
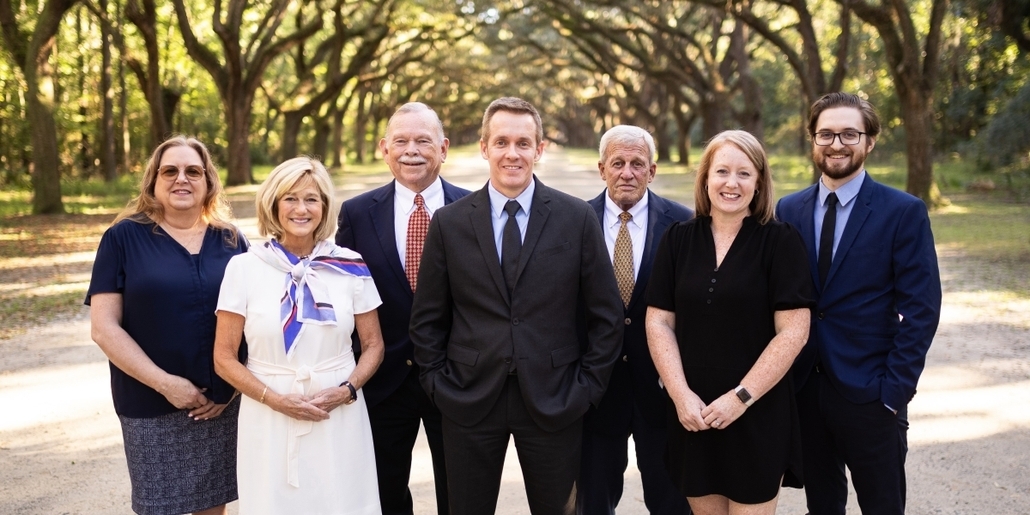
[0,149,1027,342]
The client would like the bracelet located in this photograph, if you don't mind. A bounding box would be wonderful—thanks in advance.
[259,386,268,404]
[340,380,357,405]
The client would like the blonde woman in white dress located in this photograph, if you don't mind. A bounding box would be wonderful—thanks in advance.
[214,157,384,514]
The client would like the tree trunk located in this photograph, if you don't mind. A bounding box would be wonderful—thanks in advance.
[352,88,370,164]
[700,93,728,142]
[329,104,344,169]
[673,108,694,165]
[77,9,93,175]
[280,111,304,161]
[224,91,254,186]
[312,113,330,162]
[655,115,672,163]
[116,0,130,172]
[100,0,117,181]
[27,46,65,213]
[5,0,81,214]
[729,19,763,141]
[899,89,941,206]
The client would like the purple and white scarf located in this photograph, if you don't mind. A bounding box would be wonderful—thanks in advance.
[250,239,370,357]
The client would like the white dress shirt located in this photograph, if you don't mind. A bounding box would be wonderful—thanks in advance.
[603,192,649,282]
[394,177,444,271]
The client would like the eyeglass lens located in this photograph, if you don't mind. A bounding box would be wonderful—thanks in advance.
[159,165,205,180]
[815,132,862,145]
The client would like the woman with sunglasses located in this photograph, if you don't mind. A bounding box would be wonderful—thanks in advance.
[86,136,247,515]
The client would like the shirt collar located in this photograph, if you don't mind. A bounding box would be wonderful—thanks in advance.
[395,176,444,212]
[819,170,865,207]
[488,178,536,219]
[604,190,648,228]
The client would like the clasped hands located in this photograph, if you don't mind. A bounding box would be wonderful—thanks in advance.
[161,375,228,421]
[673,389,748,432]
[271,386,354,422]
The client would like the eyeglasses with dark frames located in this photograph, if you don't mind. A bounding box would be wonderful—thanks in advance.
[813,131,866,146]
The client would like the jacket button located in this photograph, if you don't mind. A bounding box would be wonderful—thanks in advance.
[818,312,825,320]
[504,358,512,364]
[624,317,631,325]
[405,359,413,366]
[512,318,520,325]
[622,355,629,362]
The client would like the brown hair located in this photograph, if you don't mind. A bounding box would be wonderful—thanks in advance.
[481,97,543,145]
[807,92,881,139]
[115,136,238,245]
[693,130,775,224]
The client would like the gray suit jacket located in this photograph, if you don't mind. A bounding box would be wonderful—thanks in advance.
[410,177,624,432]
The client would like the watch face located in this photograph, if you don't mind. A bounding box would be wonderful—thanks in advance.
[736,387,752,403]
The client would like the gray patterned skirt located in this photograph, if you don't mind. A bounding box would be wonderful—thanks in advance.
[118,396,240,515]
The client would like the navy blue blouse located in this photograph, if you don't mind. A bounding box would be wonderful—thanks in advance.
[85,218,247,418]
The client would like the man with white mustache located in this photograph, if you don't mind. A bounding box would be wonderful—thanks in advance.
[336,102,470,515]
[776,92,942,515]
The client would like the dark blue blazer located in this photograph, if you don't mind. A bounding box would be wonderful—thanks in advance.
[776,173,941,410]
[336,178,471,408]
[584,190,694,434]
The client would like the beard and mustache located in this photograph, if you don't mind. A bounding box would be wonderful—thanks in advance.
[812,144,868,180]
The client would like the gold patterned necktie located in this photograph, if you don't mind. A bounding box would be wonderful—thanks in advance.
[614,211,635,307]
[406,194,430,291]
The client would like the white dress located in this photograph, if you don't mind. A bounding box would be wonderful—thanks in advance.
[217,250,382,515]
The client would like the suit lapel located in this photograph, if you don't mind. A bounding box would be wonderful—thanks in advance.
[632,191,668,309]
[469,187,511,303]
[516,179,551,285]
[795,187,821,292]
[370,181,408,289]
[826,174,873,287]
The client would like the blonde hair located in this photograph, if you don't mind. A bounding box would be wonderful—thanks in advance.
[115,135,238,246]
[694,130,775,224]
[255,156,337,242]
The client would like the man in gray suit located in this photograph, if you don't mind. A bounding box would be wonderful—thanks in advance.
[410,97,624,515]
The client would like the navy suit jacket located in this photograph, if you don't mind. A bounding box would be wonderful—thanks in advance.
[410,177,625,432]
[584,190,693,435]
[776,173,941,410]
[336,178,471,408]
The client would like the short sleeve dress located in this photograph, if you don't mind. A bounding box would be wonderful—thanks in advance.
[216,244,383,515]
[645,216,815,504]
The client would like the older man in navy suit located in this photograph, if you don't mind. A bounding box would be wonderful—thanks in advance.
[336,102,470,515]
[776,92,942,515]
[579,125,693,515]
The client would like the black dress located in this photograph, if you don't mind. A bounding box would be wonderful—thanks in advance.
[645,216,815,504]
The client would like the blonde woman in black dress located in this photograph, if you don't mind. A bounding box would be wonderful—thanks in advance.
[645,130,815,515]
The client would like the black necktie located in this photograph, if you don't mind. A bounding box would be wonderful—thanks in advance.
[818,192,838,286]
[502,200,522,294]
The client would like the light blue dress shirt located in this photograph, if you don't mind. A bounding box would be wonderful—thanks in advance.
[814,170,866,257]
[488,179,535,264]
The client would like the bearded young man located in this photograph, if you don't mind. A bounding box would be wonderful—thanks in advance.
[776,92,942,515]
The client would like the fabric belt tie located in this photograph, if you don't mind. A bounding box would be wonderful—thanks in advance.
[247,354,353,487]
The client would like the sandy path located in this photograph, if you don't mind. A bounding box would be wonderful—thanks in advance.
[1,150,1028,514]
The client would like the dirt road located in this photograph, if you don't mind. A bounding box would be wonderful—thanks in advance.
[1,150,1027,514]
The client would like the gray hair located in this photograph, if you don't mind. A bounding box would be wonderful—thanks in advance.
[598,125,657,164]
[385,102,445,142]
